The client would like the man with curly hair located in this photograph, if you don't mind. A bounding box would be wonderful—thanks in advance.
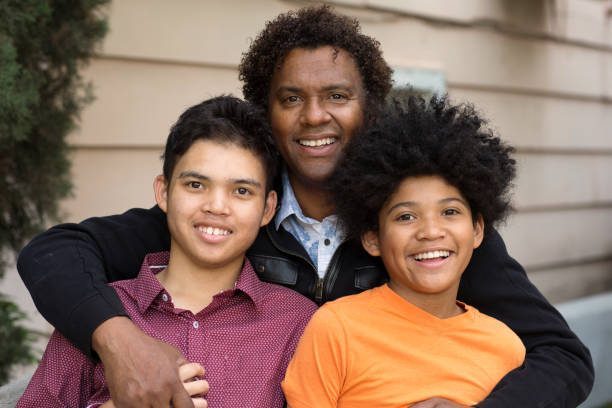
[282,96,525,407]
[17,5,592,408]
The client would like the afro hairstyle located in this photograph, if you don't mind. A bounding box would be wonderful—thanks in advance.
[238,5,393,122]
[331,95,516,241]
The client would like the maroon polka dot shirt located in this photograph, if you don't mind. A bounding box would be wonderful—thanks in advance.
[17,252,318,408]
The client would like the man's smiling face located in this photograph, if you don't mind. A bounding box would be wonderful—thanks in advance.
[268,46,366,190]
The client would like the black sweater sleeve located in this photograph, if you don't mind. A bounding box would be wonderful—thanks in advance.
[17,206,170,359]
[459,228,594,408]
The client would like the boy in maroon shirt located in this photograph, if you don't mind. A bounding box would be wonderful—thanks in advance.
[17,96,317,408]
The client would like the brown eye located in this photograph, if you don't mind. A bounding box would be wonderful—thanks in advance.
[329,93,348,102]
[397,213,415,221]
[283,95,300,104]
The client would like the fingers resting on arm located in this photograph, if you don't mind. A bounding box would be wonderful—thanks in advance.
[92,316,197,408]
[177,363,208,408]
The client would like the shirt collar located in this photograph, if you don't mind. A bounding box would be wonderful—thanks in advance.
[132,252,266,313]
[132,252,170,314]
[275,168,320,230]
[233,257,267,311]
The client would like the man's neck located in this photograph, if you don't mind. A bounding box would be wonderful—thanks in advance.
[156,249,243,313]
[288,173,335,221]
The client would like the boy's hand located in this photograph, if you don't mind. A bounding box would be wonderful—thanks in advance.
[178,363,209,408]
[409,397,470,408]
[93,316,195,408]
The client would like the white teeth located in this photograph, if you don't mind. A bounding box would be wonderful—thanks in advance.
[298,137,336,147]
[197,226,230,236]
[414,250,450,260]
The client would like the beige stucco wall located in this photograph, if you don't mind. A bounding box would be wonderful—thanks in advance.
[3,1,611,370]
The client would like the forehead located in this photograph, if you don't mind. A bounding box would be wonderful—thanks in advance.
[272,45,364,91]
[173,140,266,182]
[388,176,467,205]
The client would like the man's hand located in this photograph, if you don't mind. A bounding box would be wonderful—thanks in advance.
[93,316,196,408]
[99,362,209,408]
[409,397,470,408]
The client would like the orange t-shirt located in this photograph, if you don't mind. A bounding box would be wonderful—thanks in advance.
[282,284,525,408]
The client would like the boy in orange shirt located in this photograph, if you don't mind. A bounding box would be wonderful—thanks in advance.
[282,96,526,408]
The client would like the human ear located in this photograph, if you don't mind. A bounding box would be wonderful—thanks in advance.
[153,175,169,213]
[260,190,278,227]
[361,231,381,257]
[473,214,485,249]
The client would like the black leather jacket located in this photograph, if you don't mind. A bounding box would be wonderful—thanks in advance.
[247,222,386,304]
[18,205,594,408]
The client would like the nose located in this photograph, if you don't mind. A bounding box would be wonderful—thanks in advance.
[416,217,445,240]
[202,188,230,215]
[300,97,332,127]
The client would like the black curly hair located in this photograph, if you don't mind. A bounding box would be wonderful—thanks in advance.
[238,5,393,122]
[163,95,278,191]
[332,95,516,241]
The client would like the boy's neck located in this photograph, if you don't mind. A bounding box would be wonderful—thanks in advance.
[388,281,464,319]
[288,173,335,221]
[155,249,244,313]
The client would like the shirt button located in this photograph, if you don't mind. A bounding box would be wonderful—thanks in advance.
[324,238,331,246]
[162,293,168,302]
[193,321,199,329]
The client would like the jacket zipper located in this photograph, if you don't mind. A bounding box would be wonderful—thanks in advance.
[265,224,344,303]
[319,246,343,303]
[315,278,324,303]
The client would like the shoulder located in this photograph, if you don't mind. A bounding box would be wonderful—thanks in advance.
[258,280,318,315]
[108,273,139,293]
[326,286,383,311]
[109,278,132,294]
[468,305,526,356]
[298,295,372,343]
[108,276,141,312]
[109,252,166,302]
[40,329,96,372]
[472,307,514,331]
[311,288,380,324]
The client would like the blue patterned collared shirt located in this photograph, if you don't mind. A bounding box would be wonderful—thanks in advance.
[274,170,344,278]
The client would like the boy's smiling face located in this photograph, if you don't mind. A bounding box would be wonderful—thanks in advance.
[362,175,484,313]
[155,139,276,272]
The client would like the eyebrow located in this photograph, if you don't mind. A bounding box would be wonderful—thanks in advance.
[386,197,469,215]
[178,171,210,181]
[322,84,354,92]
[276,86,302,94]
[177,170,262,189]
[275,83,355,95]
